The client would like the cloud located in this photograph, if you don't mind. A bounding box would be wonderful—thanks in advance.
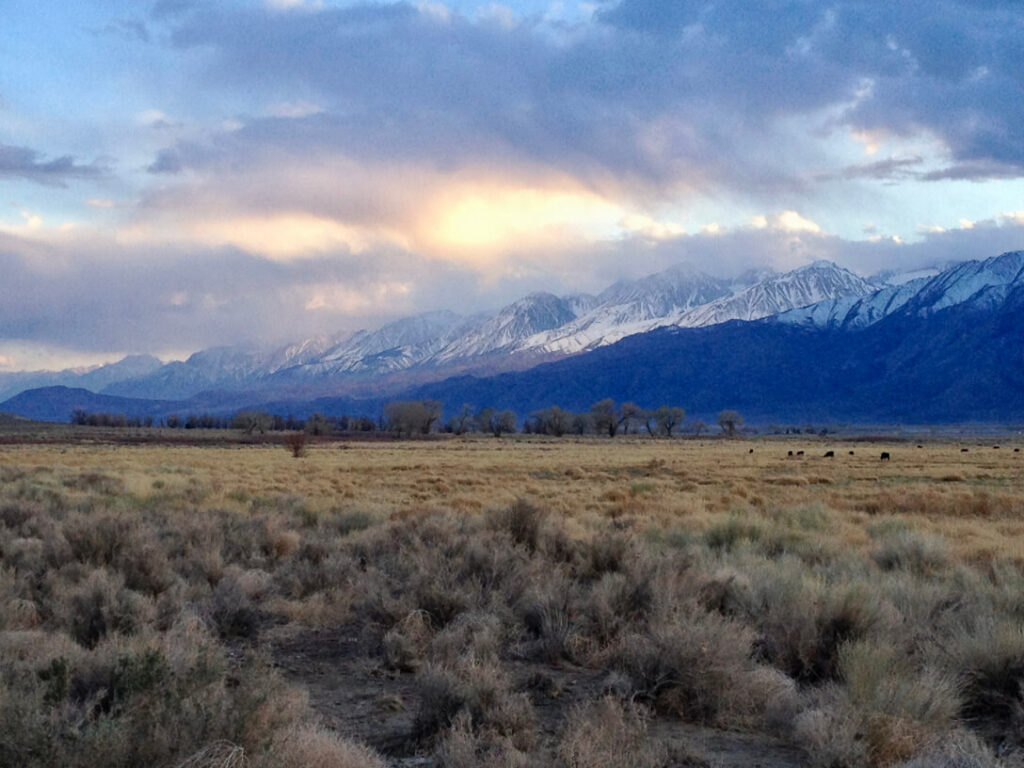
[1,206,1022,366]
[4,0,1023,368]
[824,156,924,182]
[142,0,1024,240]
[0,144,107,187]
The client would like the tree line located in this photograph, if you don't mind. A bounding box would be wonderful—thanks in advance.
[69,401,747,437]
[386,399,745,438]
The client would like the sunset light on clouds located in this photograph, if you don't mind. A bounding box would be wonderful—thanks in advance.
[2,0,1023,367]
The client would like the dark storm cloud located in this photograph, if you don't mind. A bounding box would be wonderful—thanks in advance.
[0,144,107,187]
[146,0,1023,197]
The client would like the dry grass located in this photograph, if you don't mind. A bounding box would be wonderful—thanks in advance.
[2,435,1024,767]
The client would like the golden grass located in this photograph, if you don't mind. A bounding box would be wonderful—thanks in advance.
[2,436,1022,561]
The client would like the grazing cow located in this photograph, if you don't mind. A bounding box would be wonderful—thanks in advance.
[787,450,793,457]
[961,448,969,453]
[993,446,1000,450]
[749,448,754,454]
[880,451,891,461]
[849,451,855,455]
[824,450,834,458]
[917,445,923,449]
[1015,448,1021,453]
[797,450,804,456]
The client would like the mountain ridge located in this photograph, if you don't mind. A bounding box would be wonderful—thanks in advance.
[4,250,1023,425]
[98,259,879,400]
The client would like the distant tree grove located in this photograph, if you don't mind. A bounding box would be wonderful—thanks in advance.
[69,400,748,438]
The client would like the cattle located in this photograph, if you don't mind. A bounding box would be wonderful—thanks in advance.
[824,450,834,458]
[749,448,754,454]
[797,450,805,456]
[917,444,923,449]
[1016,448,1021,453]
[849,451,855,455]
[993,446,1000,450]
[787,450,793,457]
[880,452,891,461]
[961,448,969,453]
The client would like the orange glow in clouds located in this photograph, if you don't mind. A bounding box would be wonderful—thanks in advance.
[418,186,624,259]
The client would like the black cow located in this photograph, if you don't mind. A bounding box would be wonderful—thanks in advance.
[787,450,793,456]
[849,451,855,455]
[797,450,804,456]
[749,448,754,454]
[880,452,891,461]
[824,450,834,458]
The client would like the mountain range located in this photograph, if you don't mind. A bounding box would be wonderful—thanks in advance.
[3,251,1023,424]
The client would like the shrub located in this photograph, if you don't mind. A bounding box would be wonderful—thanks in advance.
[840,641,960,765]
[257,725,388,768]
[208,573,261,638]
[612,604,763,726]
[282,432,308,458]
[58,568,154,647]
[949,619,1024,746]
[488,498,547,553]
[435,711,530,768]
[754,568,884,683]
[414,657,535,749]
[704,514,765,552]
[872,531,951,576]
[557,697,666,768]
[384,610,434,672]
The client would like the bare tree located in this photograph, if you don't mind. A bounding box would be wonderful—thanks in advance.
[305,412,329,436]
[385,400,443,437]
[655,405,685,436]
[717,410,744,437]
[232,410,272,435]
[591,398,630,438]
[620,402,645,435]
[479,407,517,437]
[570,413,592,435]
[530,405,571,436]
[691,418,708,436]
[447,403,474,435]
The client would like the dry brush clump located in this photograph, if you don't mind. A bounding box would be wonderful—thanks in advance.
[0,473,390,768]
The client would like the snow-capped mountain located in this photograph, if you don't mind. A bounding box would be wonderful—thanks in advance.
[430,293,579,364]
[19,253,1016,405]
[673,260,874,327]
[516,261,867,355]
[776,251,1024,330]
[7,251,1024,421]
[295,310,472,377]
[92,260,894,399]
[102,337,341,400]
[513,265,757,355]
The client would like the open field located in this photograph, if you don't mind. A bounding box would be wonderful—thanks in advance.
[2,433,1024,767]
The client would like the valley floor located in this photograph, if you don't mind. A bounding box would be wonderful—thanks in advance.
[2,434,1024,767]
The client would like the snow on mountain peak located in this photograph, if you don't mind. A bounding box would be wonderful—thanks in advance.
[88,254,1024,402]
[775,250,1024,331]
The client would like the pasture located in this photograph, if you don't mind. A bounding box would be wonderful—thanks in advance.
[2,433,1023,767]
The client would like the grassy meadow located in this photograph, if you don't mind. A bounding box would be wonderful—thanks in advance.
[2,432,1024,767]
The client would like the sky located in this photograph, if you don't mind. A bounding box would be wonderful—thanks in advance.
[1,0,1023,370]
